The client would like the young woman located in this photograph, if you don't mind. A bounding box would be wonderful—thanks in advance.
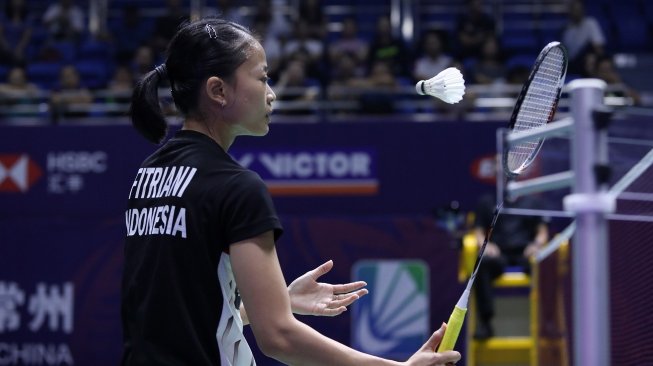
[123,18,460,366]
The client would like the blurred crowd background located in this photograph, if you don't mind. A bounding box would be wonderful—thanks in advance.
[0,0,651,123]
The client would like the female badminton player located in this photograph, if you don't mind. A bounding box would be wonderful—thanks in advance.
[122,18,460,366]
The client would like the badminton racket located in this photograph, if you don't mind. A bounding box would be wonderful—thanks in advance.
[437,41,568,352]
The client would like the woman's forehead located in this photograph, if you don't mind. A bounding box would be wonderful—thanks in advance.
[243,43,267,73]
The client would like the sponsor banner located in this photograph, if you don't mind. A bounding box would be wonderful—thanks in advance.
[0,122,503,216]
[351,260,430,360]
[231,148,378,196]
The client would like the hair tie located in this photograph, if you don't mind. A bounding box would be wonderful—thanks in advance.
[205,24,218,39]
[154,64,167,79]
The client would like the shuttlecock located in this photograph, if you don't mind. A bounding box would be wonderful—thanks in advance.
[415,67,466,104]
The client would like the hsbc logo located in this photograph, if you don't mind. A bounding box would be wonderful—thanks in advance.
[0,154,43,193]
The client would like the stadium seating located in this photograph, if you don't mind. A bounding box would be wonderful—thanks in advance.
[26,62,63,90]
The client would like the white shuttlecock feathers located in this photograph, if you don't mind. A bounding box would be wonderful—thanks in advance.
[415,67,466,104]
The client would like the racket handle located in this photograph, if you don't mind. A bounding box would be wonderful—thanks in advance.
[437,305,467,352]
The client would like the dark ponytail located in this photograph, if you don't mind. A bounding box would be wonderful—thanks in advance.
[129,65,168,143]
[129,18,255,144]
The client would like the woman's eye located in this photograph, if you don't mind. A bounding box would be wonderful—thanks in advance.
[261,77,270,83]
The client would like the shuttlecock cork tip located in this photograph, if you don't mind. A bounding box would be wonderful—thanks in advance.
[415,80,426,95]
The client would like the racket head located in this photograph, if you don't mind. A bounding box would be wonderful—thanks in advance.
[504,41,568,178]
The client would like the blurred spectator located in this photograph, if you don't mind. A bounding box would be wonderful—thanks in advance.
[328,17,369,66]
[364,61,399,88]
[413,30,453,83]
[102,66,134,108]
[368,16,407,77]
[42,0,84,41]
[455,0,496,59]
[298,0,327,40]
[327,53,366,102]
[562,0,605,75]
[470,37,506,85]
[274,59,319,115]
[203,0,247,26]
[0,66,40,103]
[358,61,399,114]
[283,20,324,79]
[50,65,93,118]
[112,4,154,64]
[131,45,156,81]
[593,56,641,105]
[0,0,34,66]
[252,0,291,41]
[152,0,188,57]
[581,52,599,78]
[107,66,134,93]
[506,65,529,85]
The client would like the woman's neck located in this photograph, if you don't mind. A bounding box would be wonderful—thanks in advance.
[183,117,234,151]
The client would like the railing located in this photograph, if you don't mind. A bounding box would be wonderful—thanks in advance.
[0,84,637,125]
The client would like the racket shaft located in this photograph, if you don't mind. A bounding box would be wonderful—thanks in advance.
[437,305,467,352]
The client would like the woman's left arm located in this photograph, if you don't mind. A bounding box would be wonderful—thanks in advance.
[239,260,368,325]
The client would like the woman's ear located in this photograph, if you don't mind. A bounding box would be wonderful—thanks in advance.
[206,76,227,107]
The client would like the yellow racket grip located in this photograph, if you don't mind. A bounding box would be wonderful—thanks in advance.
[437,305,467,352]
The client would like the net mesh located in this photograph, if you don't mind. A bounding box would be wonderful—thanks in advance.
[507,47,566,174]
[607,132,653,365]
[533,116,653,365]
[609,217,653,365]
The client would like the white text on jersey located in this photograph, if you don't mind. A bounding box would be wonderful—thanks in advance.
[125,205,187,238]
[128,166,197,199]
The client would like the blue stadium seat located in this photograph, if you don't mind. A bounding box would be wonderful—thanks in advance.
[79,39,114,61]
[75,60,110,90]
[602,1,646,51]
[41,41,77,63]
[506,54,537,70]
[615,18,650,52]
[29,26,50,47]
[304,78,322,88]
[501,30,539,55]
[110,0,170,8]
[421,12,458,33]
[538,29,562,46]
[645,2,653,23]
[27,62,62,90]
[462,58,477,75]
[503,11,533,24]
[537,11,567,31]
[0,65,9,83]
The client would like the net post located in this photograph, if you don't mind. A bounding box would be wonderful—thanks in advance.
[565,78,611,366]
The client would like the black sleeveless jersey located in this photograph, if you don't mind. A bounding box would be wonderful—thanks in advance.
[121,130,283,366]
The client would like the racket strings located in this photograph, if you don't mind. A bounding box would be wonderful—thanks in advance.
[508,48,566,174]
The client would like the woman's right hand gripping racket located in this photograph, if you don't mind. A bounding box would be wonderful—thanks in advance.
[437,41,568,352]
